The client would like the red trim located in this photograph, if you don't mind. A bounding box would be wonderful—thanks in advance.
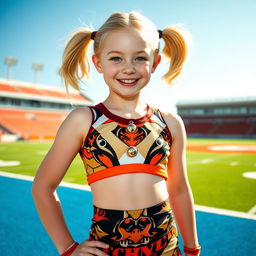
[96,103,154,125]
[87,164,168,185]
[61,242,79,256]
[183,245,201,255]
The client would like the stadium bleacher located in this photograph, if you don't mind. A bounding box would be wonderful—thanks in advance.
[0,78,92,141]
[0,81,90,101]
[183,116,255,137]
[0,108,67,140]
[177,98,256,138]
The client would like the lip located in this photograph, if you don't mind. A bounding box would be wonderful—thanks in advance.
[117,79,139,87]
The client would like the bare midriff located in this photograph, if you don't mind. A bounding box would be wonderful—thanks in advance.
[90,173,169,210]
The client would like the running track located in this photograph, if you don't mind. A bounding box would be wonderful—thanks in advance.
[0,174,255,255]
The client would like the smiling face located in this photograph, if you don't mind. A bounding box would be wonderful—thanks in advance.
[92,29,161,100]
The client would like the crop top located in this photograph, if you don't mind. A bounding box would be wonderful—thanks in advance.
[79,103,172,185]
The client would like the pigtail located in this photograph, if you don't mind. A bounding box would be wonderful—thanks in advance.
[161,25,188,85]
[59,29,93,91]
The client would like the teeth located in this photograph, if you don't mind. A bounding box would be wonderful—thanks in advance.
[144,237,150,244]
[119,79,137,83]
[120,240,129,247]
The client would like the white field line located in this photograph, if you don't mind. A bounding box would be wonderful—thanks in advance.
[0,171,91,191]
[36,150,48,155]
[0,171,34,182]
[195,205,256,220]
[188,154,240,165]
[0,171,255,220]
[229,161,239,166]
[248,205,256,215]
[243,172,256,179]
[200,159,214,164]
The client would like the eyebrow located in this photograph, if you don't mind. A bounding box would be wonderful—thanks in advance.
[107,50,148,55]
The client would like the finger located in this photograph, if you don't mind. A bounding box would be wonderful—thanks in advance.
[83,246,108,256]
[84,240,109,249]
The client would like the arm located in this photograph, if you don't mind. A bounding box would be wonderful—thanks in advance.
[162,112,199,254]
[31,107,91,253]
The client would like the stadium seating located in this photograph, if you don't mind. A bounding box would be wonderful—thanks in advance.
[184,120,215,135]
[0,83,19,93]
[0,108,67,140]
[214,121,251,135]
[0,79,92,141]
[0,82,90,102]
[181,114,255,138]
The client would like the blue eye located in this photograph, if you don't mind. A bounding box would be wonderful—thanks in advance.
[135,56,148,62]
[110,57,121,62]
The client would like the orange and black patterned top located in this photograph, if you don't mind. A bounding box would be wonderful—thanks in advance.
[79,103,172,185]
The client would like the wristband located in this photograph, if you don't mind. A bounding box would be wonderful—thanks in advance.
[61,242,79,256]
[183,245,201,255]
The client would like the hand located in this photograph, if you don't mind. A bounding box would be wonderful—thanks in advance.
[71,239,109,256]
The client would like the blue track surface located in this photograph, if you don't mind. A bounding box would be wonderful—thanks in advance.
[1,175,255,255]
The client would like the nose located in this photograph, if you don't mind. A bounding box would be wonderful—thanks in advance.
[122,61,135,74]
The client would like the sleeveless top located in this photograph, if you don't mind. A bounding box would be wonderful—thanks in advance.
[79,103,172,185]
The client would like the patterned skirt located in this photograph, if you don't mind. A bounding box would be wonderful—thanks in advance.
[89,199,182,256]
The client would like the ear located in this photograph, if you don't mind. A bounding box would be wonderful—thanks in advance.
[151,55,161,73]
[92,55,103,73]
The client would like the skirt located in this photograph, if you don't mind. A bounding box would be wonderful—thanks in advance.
[89,199,182,256]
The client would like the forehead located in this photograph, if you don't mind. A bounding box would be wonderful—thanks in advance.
[99,29,156,55]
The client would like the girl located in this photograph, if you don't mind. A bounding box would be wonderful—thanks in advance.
[32,11,200,256]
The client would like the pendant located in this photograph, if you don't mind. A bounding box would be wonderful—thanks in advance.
[127,120,137,133]
[126,146,138,157]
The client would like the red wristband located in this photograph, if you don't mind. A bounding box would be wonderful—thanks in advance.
[61,242,79,256]
[184,245,201,255]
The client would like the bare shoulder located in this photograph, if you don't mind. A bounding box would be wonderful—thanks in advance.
[160,110,186,141]
[57,106,93,142]
[65,106,92,124]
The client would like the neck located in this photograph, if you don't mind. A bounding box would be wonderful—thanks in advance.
[102,95,149,119]
[103,94,147,113]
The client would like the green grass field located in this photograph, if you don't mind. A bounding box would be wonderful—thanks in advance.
[0,138,255,213]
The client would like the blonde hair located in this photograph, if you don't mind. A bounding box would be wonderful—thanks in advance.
[59,11,188,90]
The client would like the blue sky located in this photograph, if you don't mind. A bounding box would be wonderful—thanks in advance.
[0,0,255,109]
